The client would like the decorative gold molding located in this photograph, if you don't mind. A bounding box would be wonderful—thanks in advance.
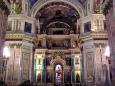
[9,43,22,48]
[50,58,66,67]
[5,33,35,42]
[5,33,24,40]
[35,49,48,53]
[9,14,34,21]
[80,31,108,42]
[94,43,107,48]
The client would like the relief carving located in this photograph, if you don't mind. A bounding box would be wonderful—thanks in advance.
[86,52,94,82]
[22,53,30,81]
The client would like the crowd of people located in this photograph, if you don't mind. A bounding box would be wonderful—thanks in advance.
[0,80,7,86]
[0,80,33,86]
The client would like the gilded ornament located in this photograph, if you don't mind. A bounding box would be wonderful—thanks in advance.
[11,1,22,14]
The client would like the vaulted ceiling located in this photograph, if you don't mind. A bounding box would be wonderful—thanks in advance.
[34,1,80,33]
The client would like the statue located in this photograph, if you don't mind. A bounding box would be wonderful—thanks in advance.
[11,0,22,14]
[94,0,102,13]
[64,40,68,48]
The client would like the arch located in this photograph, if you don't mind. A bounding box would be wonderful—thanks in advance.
[47,21,71,28]
[50,57,66,67]
[3,0,10,10]
[54,64,63,85]
[31,0,85,17]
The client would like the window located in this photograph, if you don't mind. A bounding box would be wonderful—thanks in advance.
[24,22,32,33]
[84,22,91,33]
[8,21,12,31]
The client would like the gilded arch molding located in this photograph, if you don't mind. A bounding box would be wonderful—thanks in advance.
[31,0,85,17]
[50,57,66,68]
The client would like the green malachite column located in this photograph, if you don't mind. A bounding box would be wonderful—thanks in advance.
[51,69,53,83]
[81,56,84,83]
[42,58,45,82]
[34,59,37,81]
[71,57,75,83]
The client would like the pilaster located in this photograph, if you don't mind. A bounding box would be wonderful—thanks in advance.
[4,42,22,85]
[5,32,35,85]
[80,31,110,85]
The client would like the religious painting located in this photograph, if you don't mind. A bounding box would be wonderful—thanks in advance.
[24,22,32,33]
[46,70,52,83]
[36,72,41,83]
[75,58,80,64]
[64,70,71,83]
[76,73,80,83]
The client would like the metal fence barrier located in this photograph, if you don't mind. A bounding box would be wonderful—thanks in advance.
[33,83,98,86]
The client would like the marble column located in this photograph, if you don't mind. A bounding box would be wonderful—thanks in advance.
[0,1,9,82]
[94,44,111,86]
[42,36,47,48]
[0,7,8,57]
[81,32,110,85]
[37,18,40,34]
[105,2,115,85]
[5,44,22,85]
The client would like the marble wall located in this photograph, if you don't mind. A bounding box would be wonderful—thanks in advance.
[0,8,8,57]
[105,3,115,85]
[0,1,9,82]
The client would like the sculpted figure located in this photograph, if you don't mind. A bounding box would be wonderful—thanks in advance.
[94,0,102,13]
[11,0,22,14]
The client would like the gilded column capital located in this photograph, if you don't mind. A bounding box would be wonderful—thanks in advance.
[9,43,22,48]
[94,43,107,48]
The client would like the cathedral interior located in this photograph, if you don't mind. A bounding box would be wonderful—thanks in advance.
[0,0,115,86]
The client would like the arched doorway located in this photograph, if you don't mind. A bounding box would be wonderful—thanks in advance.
[54,64,63,86]
[51,57,66,86]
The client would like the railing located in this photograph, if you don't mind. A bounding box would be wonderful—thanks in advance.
[33,83,98,86]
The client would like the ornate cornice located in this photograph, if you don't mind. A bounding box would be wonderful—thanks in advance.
[35,49,48,53]
[80,31,108,42]
[9,43,22,48]
[5,33,35,42]
[8,14,35,21]
[69,48,80,54]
